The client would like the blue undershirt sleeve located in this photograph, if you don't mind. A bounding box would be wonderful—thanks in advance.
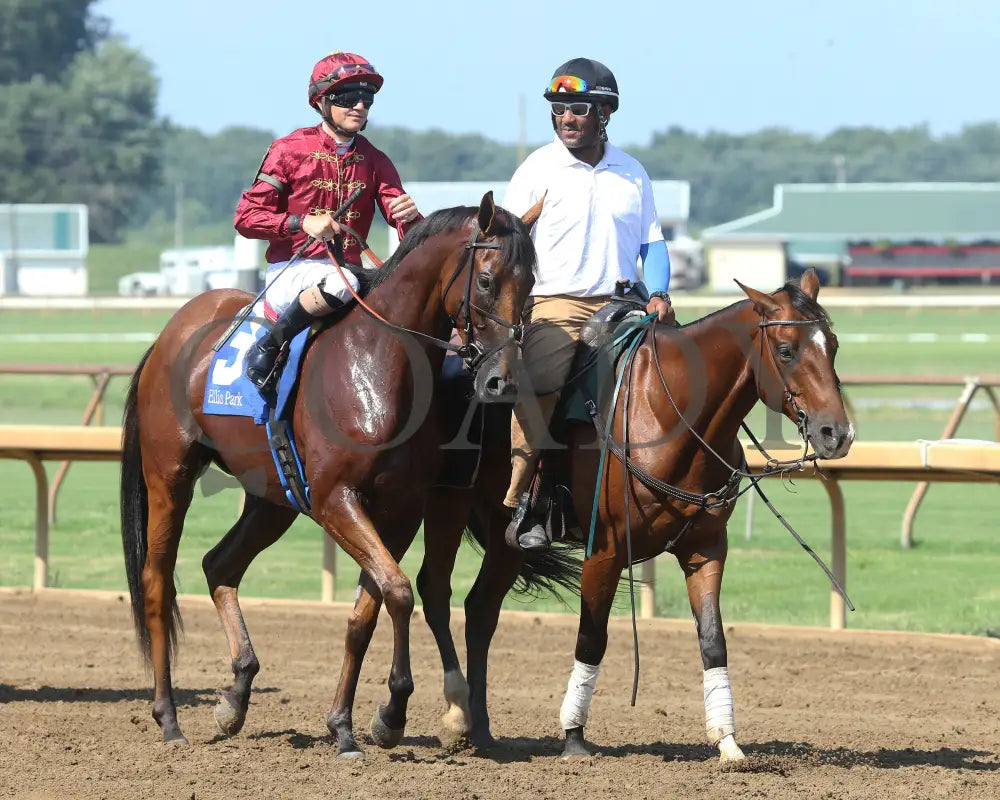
[639,240,671,293]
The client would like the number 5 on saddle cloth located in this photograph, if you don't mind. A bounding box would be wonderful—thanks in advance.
[202,301,318,514]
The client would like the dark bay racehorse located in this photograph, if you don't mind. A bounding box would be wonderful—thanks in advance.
[418,269,854,762]
[120,193,542,753]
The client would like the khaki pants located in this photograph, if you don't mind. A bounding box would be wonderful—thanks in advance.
[504,294,610,508]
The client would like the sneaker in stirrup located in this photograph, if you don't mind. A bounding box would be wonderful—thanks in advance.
[504,491,551,552]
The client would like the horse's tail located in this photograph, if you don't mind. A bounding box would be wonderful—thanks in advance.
[464,509,583,604]
[120,344,175,665]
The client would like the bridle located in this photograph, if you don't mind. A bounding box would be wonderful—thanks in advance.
[588,312,827,519]
[754,316,823,445]
[325,221,523,373]
[441,226,524,372]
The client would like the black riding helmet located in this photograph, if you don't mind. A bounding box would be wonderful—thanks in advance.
[543,58,619,112]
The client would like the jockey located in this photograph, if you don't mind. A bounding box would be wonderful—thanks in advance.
[501,57,674,550]
[234,51,422,393]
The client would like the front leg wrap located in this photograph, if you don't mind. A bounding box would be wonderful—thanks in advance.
[559,660,601,730]
[703,666,736,744]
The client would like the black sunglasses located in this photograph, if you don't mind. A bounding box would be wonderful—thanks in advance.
[328,90,375,109]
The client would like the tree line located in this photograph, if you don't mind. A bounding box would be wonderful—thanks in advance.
[4,1,1000,243]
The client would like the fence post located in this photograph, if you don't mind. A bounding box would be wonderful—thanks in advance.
[823,477,846,630]
[640,558,656,618]
[322,533,336,603]
[901,378,978,547]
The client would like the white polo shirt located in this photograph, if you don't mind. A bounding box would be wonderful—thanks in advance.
[503,138,663,297]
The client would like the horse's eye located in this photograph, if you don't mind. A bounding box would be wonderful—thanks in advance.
[477,274,492,291]
[777,344,794,361]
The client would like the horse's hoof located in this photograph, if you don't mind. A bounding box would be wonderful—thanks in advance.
[469,727,497,750]
[718,734,745,763]
[439,729,470,753]
[214,696,245,737]
[369,704,404,749]
[441,705,471,737]
[338,749,365,760]
[560,727,592,759]
[440,705,471,750]
[162,732,189,746]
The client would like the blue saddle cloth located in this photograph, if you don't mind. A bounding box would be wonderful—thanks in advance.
[202,306,310,424]
[202,305,314,513]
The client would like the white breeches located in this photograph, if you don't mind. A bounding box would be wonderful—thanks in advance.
[264,259,359,316]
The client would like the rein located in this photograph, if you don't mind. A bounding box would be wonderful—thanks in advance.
[323,222,522,373]
[590,315,827,520]
[586,309,854,707]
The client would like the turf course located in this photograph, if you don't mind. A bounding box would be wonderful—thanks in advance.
[0,303,997,634]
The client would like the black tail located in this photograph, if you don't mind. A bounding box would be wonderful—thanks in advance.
[464,509,583,606]
[120,345,180,664]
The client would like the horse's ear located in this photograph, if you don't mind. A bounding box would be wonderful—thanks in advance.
[478,191,497,235]
[521,193,546,229]
[736,279,782,318]
[799,268,820,300]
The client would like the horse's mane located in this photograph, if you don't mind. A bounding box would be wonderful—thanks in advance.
[680,277,832,330]
[783,281,833,328]
[362,205,534,296]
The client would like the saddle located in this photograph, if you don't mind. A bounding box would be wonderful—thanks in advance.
[524,281,652,545]
[433,282,655,546]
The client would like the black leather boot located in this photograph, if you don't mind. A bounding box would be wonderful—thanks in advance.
[245,296,317,393]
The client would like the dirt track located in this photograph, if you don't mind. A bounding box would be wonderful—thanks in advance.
[1,589,997,799]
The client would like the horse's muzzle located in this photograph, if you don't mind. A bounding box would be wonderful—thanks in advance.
[809,418,855,459]
[473,352,518,403]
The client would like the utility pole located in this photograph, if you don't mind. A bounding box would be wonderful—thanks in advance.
[833,154,847,185]
[516,93,526,167]
[174,181,184,248]
[7,204,19,294]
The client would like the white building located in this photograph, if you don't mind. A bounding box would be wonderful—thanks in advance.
[119,236,265,296]
[0,204,88,295]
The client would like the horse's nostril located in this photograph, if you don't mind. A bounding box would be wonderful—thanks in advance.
[820,425,835,440]
[485,376,504,394]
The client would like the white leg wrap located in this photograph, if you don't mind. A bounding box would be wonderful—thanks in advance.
[559,660,600,731]
[703,667,736,745]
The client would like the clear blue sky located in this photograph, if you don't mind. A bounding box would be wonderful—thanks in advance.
[96,0,997,146]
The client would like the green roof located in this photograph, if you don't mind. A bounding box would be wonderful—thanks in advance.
[702,183,1000,241]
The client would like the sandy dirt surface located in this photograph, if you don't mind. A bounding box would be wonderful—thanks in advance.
[1,588,997,799]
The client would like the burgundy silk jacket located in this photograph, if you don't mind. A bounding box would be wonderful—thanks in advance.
[234,125,421,265]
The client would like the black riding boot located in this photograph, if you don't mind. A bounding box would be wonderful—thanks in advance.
[245,296,318,393]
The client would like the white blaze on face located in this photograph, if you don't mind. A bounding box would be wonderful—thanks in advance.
[810,327,829,355]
